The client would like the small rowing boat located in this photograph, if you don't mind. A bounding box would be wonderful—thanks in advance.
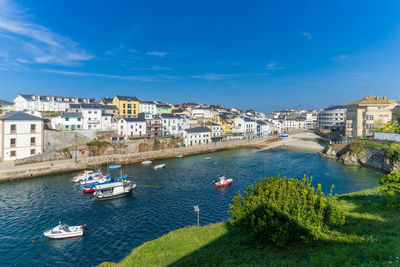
[215,176,233,187]
[153,164,166,169]
[176,155,183,158]
[205,157,211,161]
[141,160,152,165]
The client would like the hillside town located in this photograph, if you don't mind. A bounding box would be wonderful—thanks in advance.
[0,93,399,162]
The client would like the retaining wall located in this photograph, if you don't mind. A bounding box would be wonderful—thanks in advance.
[374,132,400,142]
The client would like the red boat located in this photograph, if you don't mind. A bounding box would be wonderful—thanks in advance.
[205,157,211,160]
[215,177,233,187]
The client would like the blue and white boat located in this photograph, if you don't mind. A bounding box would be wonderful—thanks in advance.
[279,133,289,138]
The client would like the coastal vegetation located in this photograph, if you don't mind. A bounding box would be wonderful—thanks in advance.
[348,140,400,163]
[99,188,400,266]
[228,175,344,247]
[379,170,400,203]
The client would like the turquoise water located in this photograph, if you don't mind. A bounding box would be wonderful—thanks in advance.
[0,149,382,266]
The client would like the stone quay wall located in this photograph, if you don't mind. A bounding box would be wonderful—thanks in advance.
[0,137,278,182]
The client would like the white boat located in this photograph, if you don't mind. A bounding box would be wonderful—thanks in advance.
[94,180,135,200]
[72,170,97,183]
[141,160,152,165]
[79,172,104,185]
[43,222,85,239]
[153,164,166,169]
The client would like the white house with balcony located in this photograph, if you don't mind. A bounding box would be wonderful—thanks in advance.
[118,117,147,138]
[69,104,114,130]
[209,123,222,141]
[183,126,211,146]
[160,114,190,137]
[0,112,43,162]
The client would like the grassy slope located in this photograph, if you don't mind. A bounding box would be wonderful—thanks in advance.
[100,189,400,267]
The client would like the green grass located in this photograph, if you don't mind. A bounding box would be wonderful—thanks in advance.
[349,140,400,162]
[99,188,400,267]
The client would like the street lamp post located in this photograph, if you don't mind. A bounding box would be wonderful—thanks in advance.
[75,132,78,163]
[194,205,200,227]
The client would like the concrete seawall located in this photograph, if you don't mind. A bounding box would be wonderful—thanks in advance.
[0,137,279,182]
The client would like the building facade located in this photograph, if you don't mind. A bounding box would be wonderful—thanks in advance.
[159,114,190,137]
[139,101,157,114]
[51,112,83,131]
[13,94,94,112]
[318,106,346,131]
[112,95,140,118]
[183,126,211,146]
[0,112,44,162]
[345,96,397,137]
[118,118,147,138]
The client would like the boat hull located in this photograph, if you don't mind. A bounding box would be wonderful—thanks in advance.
[215,179,233,187]
[95,191,131,201]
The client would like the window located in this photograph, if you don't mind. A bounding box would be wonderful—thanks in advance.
[123,104,126,108]
[128,110,132,114]
[78,125,81,128]
[10,138,16,148]
[30,149,36,155]
[365,124,374,129]
[31,137,36,145]
[31,124,36,133]
[364,115,374,120]
[77,118,81,121]
[88,111,92,114]
[10,151,16,157]
[66,125,69,129]
[128,104,132,108]
[131,125,133,129]
[10,124,16,134]
[94,111,97,114]
[65,118,69,121]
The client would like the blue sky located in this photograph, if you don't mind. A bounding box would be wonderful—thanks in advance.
[0,0,400,112]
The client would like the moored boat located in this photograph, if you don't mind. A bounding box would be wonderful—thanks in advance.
[205,157,211,161]
[43,222,85,239]
[279,133,289,138]
[141,161,152,165]
[72,170,97,183]
[215,176,233,187]
[153,164,166,169]
[94,180,135,200]
[176,155,183,158]
[81,175,117,192]
[79,172,104,185]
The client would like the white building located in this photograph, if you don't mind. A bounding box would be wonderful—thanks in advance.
[0,112,43,162]
[13,94,95,112]
[69,104,114,130]
[192,108,214,121]
[139,101,157,114]
[160,114,190,137]
[256,120,272,137]
[51,112,83,131]
[318,106,346,131]
[118,117,147,138]
[209,123,222,141]
[232,117,245,135]
[282,119,306,131]
[243,117,257,138]
[183,126,211,146]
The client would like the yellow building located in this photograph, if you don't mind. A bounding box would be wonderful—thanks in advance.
[345,96,397,137]
[112,95,140,118]
[212,113,235,135]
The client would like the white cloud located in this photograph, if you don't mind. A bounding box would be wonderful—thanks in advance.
[189,72,269,80]
[301,32,312,40]
[332,54,350,60]
[42,69,177,82]
[147,51,168,57]
[0,0,92,66]
[266,62,284,70]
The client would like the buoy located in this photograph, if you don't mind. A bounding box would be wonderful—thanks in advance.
[32,240,35,243]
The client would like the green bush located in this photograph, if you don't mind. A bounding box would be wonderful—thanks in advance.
[385,148,400,163]
[378,171,400,200]
[228,175,345,248]
[86,140,109,147]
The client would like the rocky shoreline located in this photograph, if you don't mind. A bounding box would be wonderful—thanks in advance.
[319,143,400,173]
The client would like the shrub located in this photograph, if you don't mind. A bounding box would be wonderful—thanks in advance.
[378,171,400,200]
[228,175,345,248]
[385,148,400,163]
[86,140,109,147]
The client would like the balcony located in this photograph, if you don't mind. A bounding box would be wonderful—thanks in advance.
[87,120,100,124]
